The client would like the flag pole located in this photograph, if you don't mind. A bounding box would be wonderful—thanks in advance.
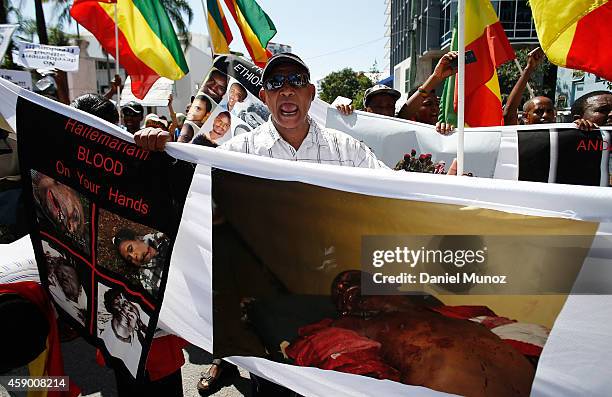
[114,2,122,126]
[456,0,466,176]
[200,0,216,59]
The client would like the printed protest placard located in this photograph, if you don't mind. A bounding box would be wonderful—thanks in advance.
[12,41,80,72]
[0,69,32,91]
[16,97,193,379]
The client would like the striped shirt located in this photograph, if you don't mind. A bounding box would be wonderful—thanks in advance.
[219,116,388,169]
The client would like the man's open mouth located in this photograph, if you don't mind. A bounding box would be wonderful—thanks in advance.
[279,103,299,117]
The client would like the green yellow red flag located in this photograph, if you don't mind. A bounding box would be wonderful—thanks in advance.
[207,0,233,54]
[70,0,189,99]
[223,0,277,67]
[439,0,515,127]
[530,0,612,81]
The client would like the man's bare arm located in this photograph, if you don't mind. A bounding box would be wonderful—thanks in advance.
[397,51,458,120]
[503,47,544,125]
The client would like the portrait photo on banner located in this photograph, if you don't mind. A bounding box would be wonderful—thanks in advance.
[42,239,89,326]
[220,76,270,135]
[31,169,91,254]
[96,208,169,297]
[192,106,238,146]
[183,92,217,140]
[96,282,149,378]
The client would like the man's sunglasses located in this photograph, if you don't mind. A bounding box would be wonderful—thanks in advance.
[263,73,309,91]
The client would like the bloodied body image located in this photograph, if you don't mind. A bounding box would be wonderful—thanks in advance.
[31,170,90,253]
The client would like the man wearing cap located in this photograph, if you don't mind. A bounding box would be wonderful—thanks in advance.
[133,52,463,394]
[337,52,458,135]
[121,101,144,134]
[133,52,387,394]
[336,84,400,118]
[144,113,169,130]
[135,52,386,168]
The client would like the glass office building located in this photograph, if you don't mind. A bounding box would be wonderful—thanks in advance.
[387,0,539,91]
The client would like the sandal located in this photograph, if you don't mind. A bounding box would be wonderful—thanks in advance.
[197,360,239,395]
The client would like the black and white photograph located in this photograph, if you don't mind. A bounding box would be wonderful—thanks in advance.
[223,76,270,132]
[42,240,88,326]
[96,282,149,378]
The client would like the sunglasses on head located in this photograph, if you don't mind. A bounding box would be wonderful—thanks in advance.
[263,73,309,91]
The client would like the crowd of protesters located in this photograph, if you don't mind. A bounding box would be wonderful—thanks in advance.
[1,42,611,397]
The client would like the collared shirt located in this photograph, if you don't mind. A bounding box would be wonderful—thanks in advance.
[219,116,388,169]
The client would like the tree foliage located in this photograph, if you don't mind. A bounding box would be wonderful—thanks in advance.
[497,47,552,105]
[318,68,373,110]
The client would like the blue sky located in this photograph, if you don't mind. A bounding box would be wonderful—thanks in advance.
[22,0,388,82]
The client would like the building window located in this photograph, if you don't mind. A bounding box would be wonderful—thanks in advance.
[499,2,516,32]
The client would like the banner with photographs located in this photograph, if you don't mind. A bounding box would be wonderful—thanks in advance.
[187,56,609,185]
[14,95,194,379]
[182,55,270,145]
[1,75,612,395]
[327,109,611,185]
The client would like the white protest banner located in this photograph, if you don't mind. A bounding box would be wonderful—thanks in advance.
[0,69,32,91]
[1,74,612,395]
[12,41,80,72]
[120,77,174,107]
[326,108,611,185]
[0,24,17,60]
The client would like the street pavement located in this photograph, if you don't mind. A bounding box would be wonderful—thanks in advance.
[1,338,250,397]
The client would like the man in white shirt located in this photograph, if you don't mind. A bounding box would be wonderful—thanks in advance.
[134,52,387,170]
[134,53,464,393]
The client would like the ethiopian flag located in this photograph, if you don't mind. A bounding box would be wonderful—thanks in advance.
[71,0,189,99]
[223,0,276,67]
[530,0,612,82]
[439,0,515,127]
[208,0,233,54]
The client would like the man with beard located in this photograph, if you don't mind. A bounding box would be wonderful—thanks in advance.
[572,90,612,185]
[100,288,146,376]
[47,252,87,325]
